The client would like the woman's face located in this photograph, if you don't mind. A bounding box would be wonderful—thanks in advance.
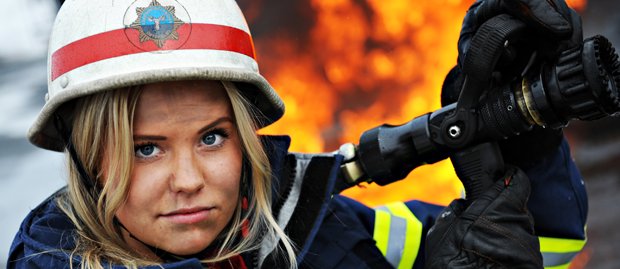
[115,80,242,257]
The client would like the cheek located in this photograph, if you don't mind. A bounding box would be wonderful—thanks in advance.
[117,166,168,223]
[203,143,244,209]
[132,164,168,198]
[206,151,243,197]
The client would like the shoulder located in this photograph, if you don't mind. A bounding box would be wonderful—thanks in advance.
[7,187,78,268]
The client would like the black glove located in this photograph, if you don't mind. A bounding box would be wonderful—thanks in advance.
[454,0,581,70]
[442,0,582,166]
[425,165,543,269]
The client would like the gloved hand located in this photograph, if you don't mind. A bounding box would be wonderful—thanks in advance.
[441,0,582,166]
[425,165,543,269]
[455,0,582,69]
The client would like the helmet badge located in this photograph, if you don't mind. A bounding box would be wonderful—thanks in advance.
[125,0,189,50]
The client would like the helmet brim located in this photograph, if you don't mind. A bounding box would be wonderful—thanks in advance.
[28,66,285,152]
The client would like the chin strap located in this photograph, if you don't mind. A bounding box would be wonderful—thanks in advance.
[113,217,214,262]
[53,113,98,200]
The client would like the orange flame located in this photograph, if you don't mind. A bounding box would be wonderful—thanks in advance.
[255,0,587,207]
[565,0,588,13]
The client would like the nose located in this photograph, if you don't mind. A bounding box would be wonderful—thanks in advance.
[169,150,205,194]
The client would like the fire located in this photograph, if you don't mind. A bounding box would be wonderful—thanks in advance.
[253,0,587,207]
[565,0,588,13]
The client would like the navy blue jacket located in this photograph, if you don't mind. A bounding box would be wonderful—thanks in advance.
[8,136,587,268]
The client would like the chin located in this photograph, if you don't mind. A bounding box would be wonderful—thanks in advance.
[172,247,209,256]
[166,233,216,255]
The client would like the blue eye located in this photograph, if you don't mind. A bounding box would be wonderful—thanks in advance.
[200,128,230,148]
[202,134,217,145]
[134,143,161,159]
[140,145,155,155]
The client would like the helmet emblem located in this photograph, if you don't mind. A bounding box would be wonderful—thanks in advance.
[129,0,184,48]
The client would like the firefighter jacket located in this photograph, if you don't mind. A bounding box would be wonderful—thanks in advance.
[8,136,586,269]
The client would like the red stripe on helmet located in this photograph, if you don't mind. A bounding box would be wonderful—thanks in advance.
[51,23,256,81]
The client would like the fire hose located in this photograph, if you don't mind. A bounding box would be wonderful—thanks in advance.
[336,14,620,206]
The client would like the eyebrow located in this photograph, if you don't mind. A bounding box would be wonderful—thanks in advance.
[197,117,234,135]
[133,135,167,141]
[133,117,234,141]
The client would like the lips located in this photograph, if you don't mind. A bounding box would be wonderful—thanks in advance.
[160,207,214,224]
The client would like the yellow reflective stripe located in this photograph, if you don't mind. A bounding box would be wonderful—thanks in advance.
[373,210,391,256]
[539,236,586,268]
[385,202,423,269]
[539,236,585,253]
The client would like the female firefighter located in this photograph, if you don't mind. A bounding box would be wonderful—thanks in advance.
[8,0,588,268]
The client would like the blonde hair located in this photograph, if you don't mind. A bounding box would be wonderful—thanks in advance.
[56,81,296,268]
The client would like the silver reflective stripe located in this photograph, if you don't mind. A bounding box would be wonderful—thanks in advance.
[258,154,310,268]
[542,251,579,267]
[375,206,408,268]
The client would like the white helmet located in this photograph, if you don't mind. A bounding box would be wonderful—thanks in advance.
[28,0,285,152]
